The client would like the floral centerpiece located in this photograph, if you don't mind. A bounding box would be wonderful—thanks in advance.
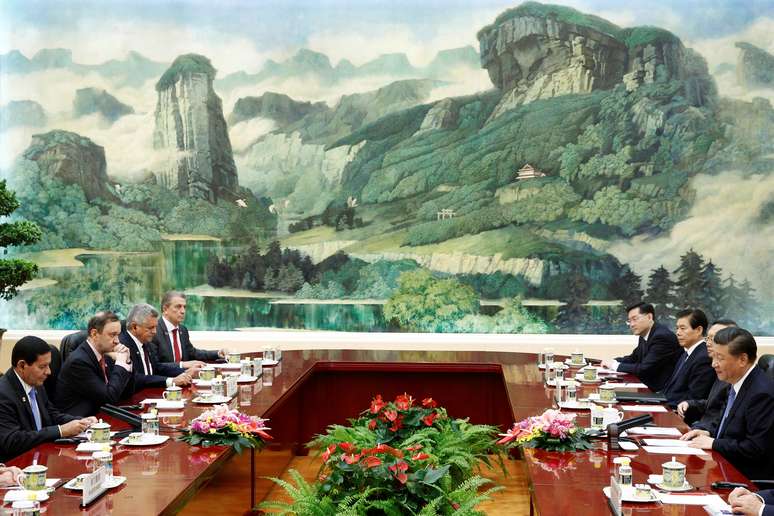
[497,409,592,452]
[259,393,504,515]
[180,404,272,453]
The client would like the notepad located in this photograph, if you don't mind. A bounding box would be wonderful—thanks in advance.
[622,426,682,436]
[642,445,707,456]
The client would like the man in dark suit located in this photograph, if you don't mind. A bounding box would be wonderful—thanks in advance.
[601,302,682,391]
[55,312,136,417]
[121,303,192,390]
[677,319,737,427]
[0,336,96,461]
[661,308,715,408]
[728,487,774,516]
[153,291,227,366]
[681,327,774,479]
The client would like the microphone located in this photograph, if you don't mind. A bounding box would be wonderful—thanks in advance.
[101,404,142,428]
[607,414,654,450]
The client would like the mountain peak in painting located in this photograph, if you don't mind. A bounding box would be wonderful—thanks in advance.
[735,41,774,90]
[153,53,239,202]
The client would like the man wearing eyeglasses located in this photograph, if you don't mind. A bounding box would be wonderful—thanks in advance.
[601,302,681,391]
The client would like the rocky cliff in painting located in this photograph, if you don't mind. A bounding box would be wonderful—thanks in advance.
[73,87,134,122]
[478,2,715,118]
[21,130,119,203]
[0,100,46,130]
[152,54,239,202]
[735,42,774,90]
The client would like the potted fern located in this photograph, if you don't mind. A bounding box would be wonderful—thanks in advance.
[259,393,504,515]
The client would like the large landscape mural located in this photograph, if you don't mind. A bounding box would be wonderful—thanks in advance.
[0,0,772,334]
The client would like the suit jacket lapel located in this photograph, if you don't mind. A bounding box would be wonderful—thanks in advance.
[724,367,757,430]
[7,371,38,429]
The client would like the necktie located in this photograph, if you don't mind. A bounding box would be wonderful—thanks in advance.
[99,356,109,383]
[665,352,689,391]
[142,345,152,375]
[28,388,42,431]
[172,328,182,363]
[717,387,737,437]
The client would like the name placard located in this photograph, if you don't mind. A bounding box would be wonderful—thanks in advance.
[82,467,107,506]
[608,475,622,516]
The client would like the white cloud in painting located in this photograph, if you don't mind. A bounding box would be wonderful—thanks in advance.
[608,170,774,295]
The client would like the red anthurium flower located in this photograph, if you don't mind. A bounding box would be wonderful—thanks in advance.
[452,502,461,509]
[411,452,430,461]
[343,453,362,464]
[368,419,377,430]
[395,393,414,410]
[384,409,398,422]
[389,461,409,473]
[405,444,422,452]
[395,472,408,484]
[370,394,386,414]
[422,412,438,426]
[321,444,336,462]
[362,456,382,468]
[339,442,356,454]
[422,397,437,408]
[389,415,403,432]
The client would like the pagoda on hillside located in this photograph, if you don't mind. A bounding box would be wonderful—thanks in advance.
[516,164,546,181]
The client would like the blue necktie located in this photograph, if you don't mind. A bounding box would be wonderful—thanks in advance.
[28,388,42,431]
[665,352,689,391]
[717,387,736,437]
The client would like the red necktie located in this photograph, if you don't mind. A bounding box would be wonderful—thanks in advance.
[99,356,109,383]
[172,328,182,362]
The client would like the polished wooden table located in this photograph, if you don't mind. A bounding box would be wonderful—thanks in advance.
[4,350,746,515]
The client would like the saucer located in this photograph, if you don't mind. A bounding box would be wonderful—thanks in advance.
[193,379,212,387]
[3,489,49,503]
[119,434,170,446]
[64,474,126,491]
[602,486,658,503]
[237,375,258,383]
[564,359,587,367]
[192,395,232,404]
[593,398,618,405]
[558,400,592,410]
[538,363,568,370]
[577,377,602,384]
[75,441,116,452]
[213,362,241,369]
[656,481,694,492]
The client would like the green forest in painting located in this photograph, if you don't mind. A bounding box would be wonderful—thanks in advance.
[0,1,772,334]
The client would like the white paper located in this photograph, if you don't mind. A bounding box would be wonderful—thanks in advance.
[656,493,726,506]
[642,445,707,456]
[642,438,693,447]
[621,404,668,412]
[603,382,648,389]
[622,426,682,436]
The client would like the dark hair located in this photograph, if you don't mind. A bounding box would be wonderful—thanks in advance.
[161,291,186,310]
[12,336,52,369]
[676,308,708,335]
[626,302,655,318]
[87,311,120,334]
[710,319,737,328]
[714,327,757,362]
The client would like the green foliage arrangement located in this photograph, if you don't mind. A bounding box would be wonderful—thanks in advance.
[259,393,503,515]
[0,179,41,300]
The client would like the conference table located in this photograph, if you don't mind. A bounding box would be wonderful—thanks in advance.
[4,350,749,515]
